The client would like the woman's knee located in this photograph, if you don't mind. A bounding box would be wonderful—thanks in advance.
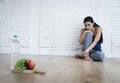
[85,32,92,37]
[82,32,93,51]
[84,32,93,42]
[90,52,105,61]
[97,54,105,61]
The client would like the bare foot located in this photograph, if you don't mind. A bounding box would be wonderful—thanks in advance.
[83,52,93,62]
[75,54,84,58]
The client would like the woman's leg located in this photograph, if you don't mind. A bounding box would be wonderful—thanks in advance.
[75,32,93,60]
[89,50,105,61]
[82,32,93,61]
[82,32,93,51]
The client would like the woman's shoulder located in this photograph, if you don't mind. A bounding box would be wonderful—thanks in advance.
[96,26,102,31]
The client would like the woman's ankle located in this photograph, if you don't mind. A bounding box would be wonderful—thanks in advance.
[83,52,93,61]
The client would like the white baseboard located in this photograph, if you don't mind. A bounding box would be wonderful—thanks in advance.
[0,47,120,58]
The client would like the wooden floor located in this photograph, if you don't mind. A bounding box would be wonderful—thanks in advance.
[0,55,120,83]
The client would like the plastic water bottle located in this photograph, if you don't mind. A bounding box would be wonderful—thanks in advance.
[10,34,20,69]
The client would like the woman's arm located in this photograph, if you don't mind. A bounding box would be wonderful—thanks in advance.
[79,29,86,45]
[85,27,102,53]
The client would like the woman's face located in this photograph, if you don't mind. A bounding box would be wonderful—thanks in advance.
[84,22,94,31]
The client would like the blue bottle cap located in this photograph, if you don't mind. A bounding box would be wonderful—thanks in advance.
[13,35,18,38]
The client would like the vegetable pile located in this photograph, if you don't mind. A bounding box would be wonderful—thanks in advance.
[14,59,36,71]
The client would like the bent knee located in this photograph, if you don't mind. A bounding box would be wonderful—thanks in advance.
[97,55,105,61]
[86,32,92,36]
[90,53,105,61]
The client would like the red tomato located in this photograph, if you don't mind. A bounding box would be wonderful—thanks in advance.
[26,60,36,70]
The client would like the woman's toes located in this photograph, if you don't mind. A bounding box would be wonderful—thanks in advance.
[83,52,93,62]
[84,56,93,62]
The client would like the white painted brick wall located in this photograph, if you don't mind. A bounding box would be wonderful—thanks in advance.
[111,0,120,53]
[0,0,32,54]
[0,0,120,57]
[38,0,102,55]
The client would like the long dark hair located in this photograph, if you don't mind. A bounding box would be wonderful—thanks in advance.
[83,16,103,43]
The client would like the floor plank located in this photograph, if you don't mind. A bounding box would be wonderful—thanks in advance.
[0,55,120,83]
